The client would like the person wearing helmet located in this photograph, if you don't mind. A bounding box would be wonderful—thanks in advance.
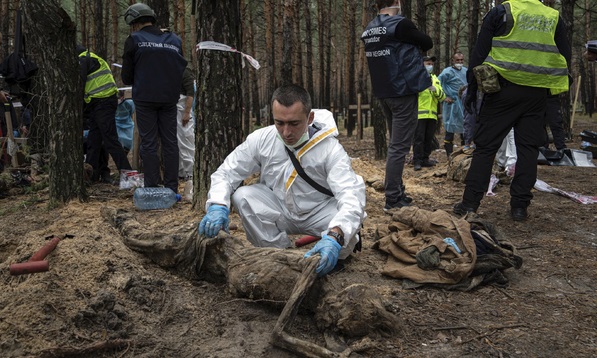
[585,40,597,62]
[121,3,188,194]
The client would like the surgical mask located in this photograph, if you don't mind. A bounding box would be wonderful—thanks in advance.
[380,5,401,14]
[277,130,310,149]
[454,63,463,70]
[425,65,434,73]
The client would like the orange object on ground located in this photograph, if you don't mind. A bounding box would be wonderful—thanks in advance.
[9,260,49,275]
[295,235,320,247]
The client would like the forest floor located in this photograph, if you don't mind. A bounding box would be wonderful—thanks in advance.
[0,115,596,358]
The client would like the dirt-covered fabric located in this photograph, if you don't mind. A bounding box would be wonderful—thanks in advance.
[315,284,402,337]
[377,206,477,284]
[446,147,474,183]
[377,207,522,290]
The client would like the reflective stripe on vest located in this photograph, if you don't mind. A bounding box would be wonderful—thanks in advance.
[483,0,568,94]
[418,110,437,116]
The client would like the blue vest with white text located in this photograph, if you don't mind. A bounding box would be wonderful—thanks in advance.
[131,31,187,103]
[361,15,430,99]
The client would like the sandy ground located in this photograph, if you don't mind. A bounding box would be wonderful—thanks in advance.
[0,115,596,358]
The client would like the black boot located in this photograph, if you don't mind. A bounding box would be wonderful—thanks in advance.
[444,141,453,159]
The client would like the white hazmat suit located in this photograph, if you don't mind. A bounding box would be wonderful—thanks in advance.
[206,109,366,259]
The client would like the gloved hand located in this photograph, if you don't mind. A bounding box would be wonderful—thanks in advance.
[198,205,230,238]
[427,86,436,92]
[303,235,342,276]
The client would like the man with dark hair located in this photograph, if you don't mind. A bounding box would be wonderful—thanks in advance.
[78,46,132,183]
[198,84,366,276]
[454,0,571,221]
[361,0,433,210]
[121,3,187,193]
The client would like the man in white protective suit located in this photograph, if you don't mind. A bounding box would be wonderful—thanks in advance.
[198,84,367,276]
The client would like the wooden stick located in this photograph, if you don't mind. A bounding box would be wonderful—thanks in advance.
[3,103,18,167]
[37,339,132,358]
[273,257,318,334]
[272,257,349,357]
[570,75,581,130]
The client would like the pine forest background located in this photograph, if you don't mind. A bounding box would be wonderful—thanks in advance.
[0,0,596,205]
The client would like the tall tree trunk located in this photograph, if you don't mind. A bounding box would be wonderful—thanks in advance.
[147,0,169,28]
[281,0,293,85]
[415,0,426,34]
[467,0,479,61]
[444,0,452,65]
[363,3,387,159]
[79,0,87,46]
[292,0,302,86]
[241,0,250,136]
[433,0,441,68]
[559,0,576,139]
[94,0,105,58]
[264,0,274,122]
[303,0,314,99]
[177,0,185,53]
[191,0,197,69]
[317,0,326,108]
[401,0,411,19]
[356,1,368,103]
[583,0,594,116]
[0,0,9,58]
[275,0,284,88]
[453,0,465,53]
[195,0,243,209]
[110,0,118,64]
[344,0,357,137]
[23,0,86,204]
[248,4,261,127]
[324,0,332,108]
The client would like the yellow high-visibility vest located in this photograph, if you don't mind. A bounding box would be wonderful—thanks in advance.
[418,74,446,120]
[484,0,569,94]
[79,51,118,103]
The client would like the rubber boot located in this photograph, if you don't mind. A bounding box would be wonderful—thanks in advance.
[444,141,453,159]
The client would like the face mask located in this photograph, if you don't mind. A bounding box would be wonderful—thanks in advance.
[425,65,434,73]
[381,5,401,13]
[277,130,310,149]
[454,63,463,70]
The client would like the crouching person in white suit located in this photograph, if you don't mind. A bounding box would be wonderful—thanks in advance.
[198,84,367,276]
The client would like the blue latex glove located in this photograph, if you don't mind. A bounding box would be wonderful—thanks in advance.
[303,235,342,276]
[198,205,230,238]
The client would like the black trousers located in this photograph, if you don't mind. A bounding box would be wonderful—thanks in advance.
[135,101,179,193]
[462,82,547,210]
[412,118,437,163]
[544,95,566,150]
[85,95,131,179]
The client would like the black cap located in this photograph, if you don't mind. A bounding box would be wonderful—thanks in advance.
[423,55,436,62]
[586,40,597,54]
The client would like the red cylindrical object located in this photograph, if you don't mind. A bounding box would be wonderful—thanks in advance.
[9,260,50,276]
[295,235,320,247]
[29,236,61,261]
